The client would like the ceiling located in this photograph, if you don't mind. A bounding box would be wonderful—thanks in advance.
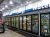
[0,0,40,12]
[0,0,4,4]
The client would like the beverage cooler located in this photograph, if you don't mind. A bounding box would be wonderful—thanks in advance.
[19,16,23,29]
[12,17,14,27]
[6,17,9,25]
[8,18,10,26]
[32,14,39,34]
[13,17,15,27]
[15,16,18,28]
[13,17,14,27]
[23,16,27,30]
[10,17,12,26]
[0,25,4,33]
[40,14,50,37]
[26,15,31,32]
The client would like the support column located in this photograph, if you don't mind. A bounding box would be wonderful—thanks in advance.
[39,13,40,37]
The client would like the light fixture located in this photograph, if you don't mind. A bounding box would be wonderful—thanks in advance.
[26,1,29,4]
[0,9,2,11]
[0,7,5,12]
[20,4,23,6]
[2,7,5,10]
[9,0,13,4]
[1,7,5,11]
[5,5,8,8]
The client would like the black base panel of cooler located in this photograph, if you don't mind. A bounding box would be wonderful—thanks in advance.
[7,25,18,31]
[9,28,39,37]
[7,26,50,37]
[40,35,50,37]
[0,31,5,34]
[17,30,39,37]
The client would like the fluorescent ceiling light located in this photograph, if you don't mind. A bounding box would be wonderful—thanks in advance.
[2,7,5,10]
[20,4,23,6]
[0,9,2,11]
[0,7,5,11]
[2,8,4,10]
[26,1,29,4]
[5,5,8,8]
[9,0,13,4]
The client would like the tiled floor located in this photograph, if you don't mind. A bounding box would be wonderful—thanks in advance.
[0,29,26,37]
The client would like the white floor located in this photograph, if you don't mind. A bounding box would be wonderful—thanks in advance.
[0,29,26,37]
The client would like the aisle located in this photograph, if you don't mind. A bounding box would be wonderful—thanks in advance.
[0,29,26,37]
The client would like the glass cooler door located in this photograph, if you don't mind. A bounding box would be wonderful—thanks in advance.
[15,17,18,28]
[26,15,31,31]
[41,14,49,36]
[32,14,39,34]
[23,16,26,30]
[13,17,15,27]
[20,16,23,29]
[12,17,14,27]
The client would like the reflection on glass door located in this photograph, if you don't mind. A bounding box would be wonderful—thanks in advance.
[41,14,49,36]
[20,16,23,29]
[32,15,39,34]
[23,16,26,30]
[26,16,31,31]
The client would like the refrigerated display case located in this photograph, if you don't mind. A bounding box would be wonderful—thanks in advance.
[13,17,15,27]
[23,16,26,30]
[9,18,10,26]
[10,17,12,26]
[32,15,39,34]
[8,18,10,26]
[10,17,11,26]
[15,16,18,28]
[7,18,8,25]
[19,16,23,29]
[5,17,9,25]
[7,18,9,25]
[26,16,31,31]
[41,14,49,36]
[12,17,14,27]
